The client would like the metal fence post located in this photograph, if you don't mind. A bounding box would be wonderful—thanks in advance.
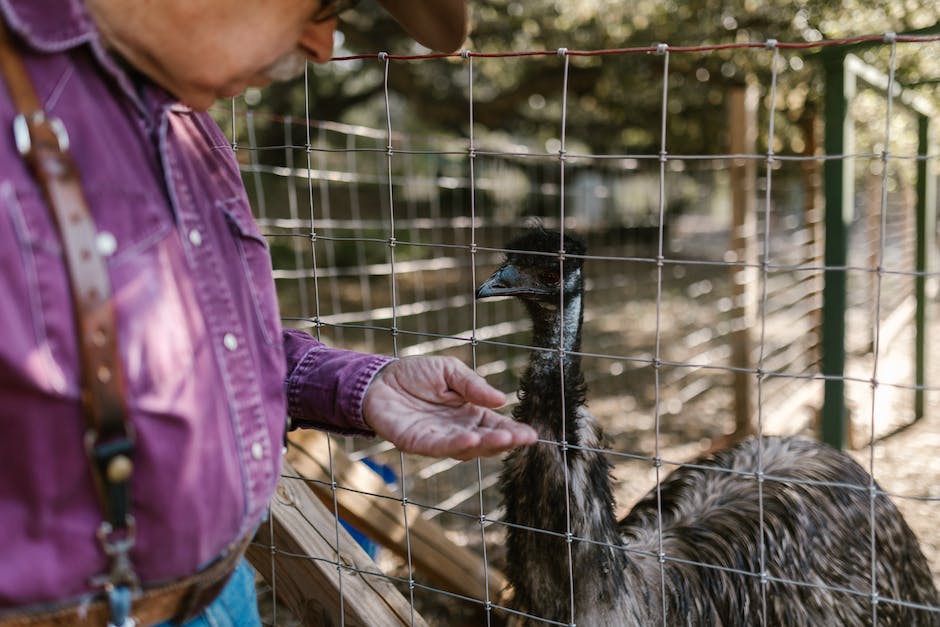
[821,50,854,449]
[915,113,936,420]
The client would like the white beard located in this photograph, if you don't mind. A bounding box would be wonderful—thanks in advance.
[262,49,307,82]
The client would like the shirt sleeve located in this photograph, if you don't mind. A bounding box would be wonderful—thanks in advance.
[283,328,396,436]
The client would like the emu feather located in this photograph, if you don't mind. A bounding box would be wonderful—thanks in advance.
[476,227,939,626]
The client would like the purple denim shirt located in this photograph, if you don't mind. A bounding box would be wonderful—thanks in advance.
[0,0,392,609]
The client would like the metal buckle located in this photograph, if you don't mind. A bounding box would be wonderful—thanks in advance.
[12,111,70,156]
[91,515,141,627]
[94,516,140,591]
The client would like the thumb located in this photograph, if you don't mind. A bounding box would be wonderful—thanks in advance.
[446,360,507,408]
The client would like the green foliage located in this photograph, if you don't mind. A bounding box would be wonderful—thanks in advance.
[242,0,938,157]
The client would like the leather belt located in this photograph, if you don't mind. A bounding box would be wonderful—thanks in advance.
[0,533,253,627]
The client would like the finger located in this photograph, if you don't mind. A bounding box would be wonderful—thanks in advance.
[481,422,538,453]
[451,413,538,459]
[501,421,538,445]
[445,360,507,408]
[405,421,518,460]
[475,411,538,445]
[461,429,514,458]
[452,429,531,460]
[396,422,482,459]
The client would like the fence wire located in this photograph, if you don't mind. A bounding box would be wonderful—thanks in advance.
[228,34,940,626]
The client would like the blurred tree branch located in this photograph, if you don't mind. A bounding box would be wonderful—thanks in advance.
[249,0,938,156]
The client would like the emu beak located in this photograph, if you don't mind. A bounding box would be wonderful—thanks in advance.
[476,265,518,299]
[476,265,540,299]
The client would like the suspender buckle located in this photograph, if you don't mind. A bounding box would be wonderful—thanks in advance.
[12,111,70,156]
[92,516,140,627]
[94,516,140,592]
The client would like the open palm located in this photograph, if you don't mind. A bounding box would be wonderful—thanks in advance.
[362,356,537,460]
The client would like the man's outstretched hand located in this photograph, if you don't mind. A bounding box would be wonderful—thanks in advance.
[362,356,537,460]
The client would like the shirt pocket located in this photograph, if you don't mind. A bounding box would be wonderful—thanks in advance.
[0,182,75,396]
[217,197,281,347]
[0,182,174,401]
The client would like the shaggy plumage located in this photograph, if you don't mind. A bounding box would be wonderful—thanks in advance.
[476,227,939,626]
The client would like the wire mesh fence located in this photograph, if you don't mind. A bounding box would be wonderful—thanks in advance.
[225,33,940,626]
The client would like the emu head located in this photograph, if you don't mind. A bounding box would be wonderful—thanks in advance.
[475,227,586,308]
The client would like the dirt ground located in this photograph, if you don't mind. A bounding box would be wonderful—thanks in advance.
[848,391,940,587]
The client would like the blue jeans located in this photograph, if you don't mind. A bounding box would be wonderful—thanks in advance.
[154,559,261,627]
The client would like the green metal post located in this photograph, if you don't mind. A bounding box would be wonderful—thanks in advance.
[915,114,935,420]
[812,25,939,443]
[821,51,852,449]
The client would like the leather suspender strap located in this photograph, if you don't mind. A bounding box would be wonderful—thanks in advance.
[0,15,139,606]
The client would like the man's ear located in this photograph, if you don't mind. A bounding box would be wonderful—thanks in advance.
[299,17,337,63]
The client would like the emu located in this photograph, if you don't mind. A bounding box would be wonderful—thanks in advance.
[476,227,939,626]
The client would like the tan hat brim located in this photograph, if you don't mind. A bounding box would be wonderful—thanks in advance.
[376,0,467,52]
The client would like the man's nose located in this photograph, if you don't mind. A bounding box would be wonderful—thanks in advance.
[299,16,338,63]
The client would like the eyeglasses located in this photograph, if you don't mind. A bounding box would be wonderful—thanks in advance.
[313,0,360,22]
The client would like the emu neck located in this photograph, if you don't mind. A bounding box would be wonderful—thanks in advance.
[502,290,631,623]
[516,294,584,443]
[525,293,583,360]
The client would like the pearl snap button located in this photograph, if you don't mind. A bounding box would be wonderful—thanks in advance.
[95,231,117,256]
[223,333,238,351]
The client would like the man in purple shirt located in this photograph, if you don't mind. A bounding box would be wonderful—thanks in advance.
[0,0,536,625]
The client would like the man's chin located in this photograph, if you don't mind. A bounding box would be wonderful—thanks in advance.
[262,50,307,82]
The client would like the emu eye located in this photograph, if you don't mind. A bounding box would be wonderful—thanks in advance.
[540,269,560,284]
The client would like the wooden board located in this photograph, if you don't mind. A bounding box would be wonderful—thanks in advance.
[285,430,508,604]
[247,459,428,627]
